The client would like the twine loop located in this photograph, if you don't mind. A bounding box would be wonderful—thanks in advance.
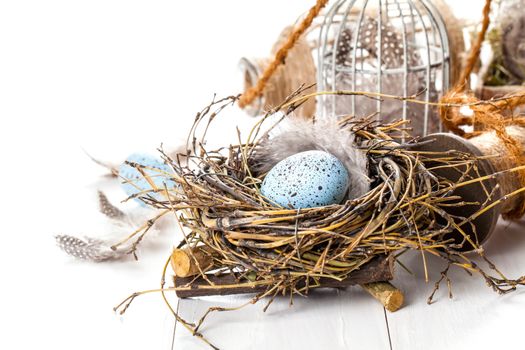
[238,0,328,108]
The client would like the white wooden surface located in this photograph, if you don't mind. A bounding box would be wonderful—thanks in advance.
[3,1,524,350]
[387,219,525,350]
[173,219,525,350]
[175,289,390,350]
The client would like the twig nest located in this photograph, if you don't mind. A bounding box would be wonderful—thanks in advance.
[119,153,175,205]
[139,94,525,307]
[260,150,349,209]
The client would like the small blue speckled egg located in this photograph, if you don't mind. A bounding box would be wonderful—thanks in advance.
[119,153,176,205]
[260,150,349,209]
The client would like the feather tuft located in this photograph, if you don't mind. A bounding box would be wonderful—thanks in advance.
[55,235,126,261]
[98,191,125,219]
[55,191,163,262]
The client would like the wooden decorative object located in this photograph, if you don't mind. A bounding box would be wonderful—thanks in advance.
[174,254,393,296]
[414,129,525,250]
[171,247,404,312]
[170,246,215,278]
[362,282,404,312]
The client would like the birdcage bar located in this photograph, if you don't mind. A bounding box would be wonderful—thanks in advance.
[317,0,450,137]
[318,0,345,80]
[422,0,450,131]
[407,0,431,135]
[324,56,446,74]
[318,0,345,118]
[376,0,384,117]
[350,0,368,116]
[331,0,358,116]
[392,0,409,132]
[421,0,451,129]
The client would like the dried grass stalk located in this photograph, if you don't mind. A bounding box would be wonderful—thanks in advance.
[122,90,525,299]
[115,89,525,349]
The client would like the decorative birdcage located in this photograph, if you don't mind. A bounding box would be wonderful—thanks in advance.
[317,0,452,136]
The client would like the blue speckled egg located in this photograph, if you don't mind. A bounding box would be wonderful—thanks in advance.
[119,153,176,205]
[260,150,349,209]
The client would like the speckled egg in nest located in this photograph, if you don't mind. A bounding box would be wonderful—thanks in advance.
[260,150,350,209]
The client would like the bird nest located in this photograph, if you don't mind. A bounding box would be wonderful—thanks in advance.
[115,91,524,301]
[167,99,451,290]
[111,91,525,348]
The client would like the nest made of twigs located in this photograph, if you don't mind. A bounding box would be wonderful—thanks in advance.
[122,90,524,302]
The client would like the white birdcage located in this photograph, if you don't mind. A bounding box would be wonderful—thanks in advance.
[317,0,451,136]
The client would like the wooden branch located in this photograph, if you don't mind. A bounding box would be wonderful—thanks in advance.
[174,255,394,298]
[362,281,404,312]
[170,246,215,278]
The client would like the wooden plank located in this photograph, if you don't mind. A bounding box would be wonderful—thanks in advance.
[173,255,394,298]
[386,219,525,349]
[173,287,391,350]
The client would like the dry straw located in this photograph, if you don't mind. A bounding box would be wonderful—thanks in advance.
[114,89,525,349]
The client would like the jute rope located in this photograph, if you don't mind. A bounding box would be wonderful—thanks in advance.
[470,125,525,217]
[439,0,525,219]
[238,0,329,108]
[239,26,317,118]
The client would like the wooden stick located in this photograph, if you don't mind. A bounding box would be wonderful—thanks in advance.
[170,246,215,278]
[171,247,404,310]
[174,254,394,298]
[362,281,404,312]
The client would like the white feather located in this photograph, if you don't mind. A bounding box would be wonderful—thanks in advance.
[55,191,163,261]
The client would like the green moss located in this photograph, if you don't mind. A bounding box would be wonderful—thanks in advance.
[484,28,522,86]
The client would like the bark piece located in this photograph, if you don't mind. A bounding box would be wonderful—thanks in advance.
[170,246,215,278]
[174,254,394,298]
[362,281,404,312]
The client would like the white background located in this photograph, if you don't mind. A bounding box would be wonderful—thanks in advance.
[2,1,521,350]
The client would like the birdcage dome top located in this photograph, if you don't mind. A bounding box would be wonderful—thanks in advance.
[317,0,451,136]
